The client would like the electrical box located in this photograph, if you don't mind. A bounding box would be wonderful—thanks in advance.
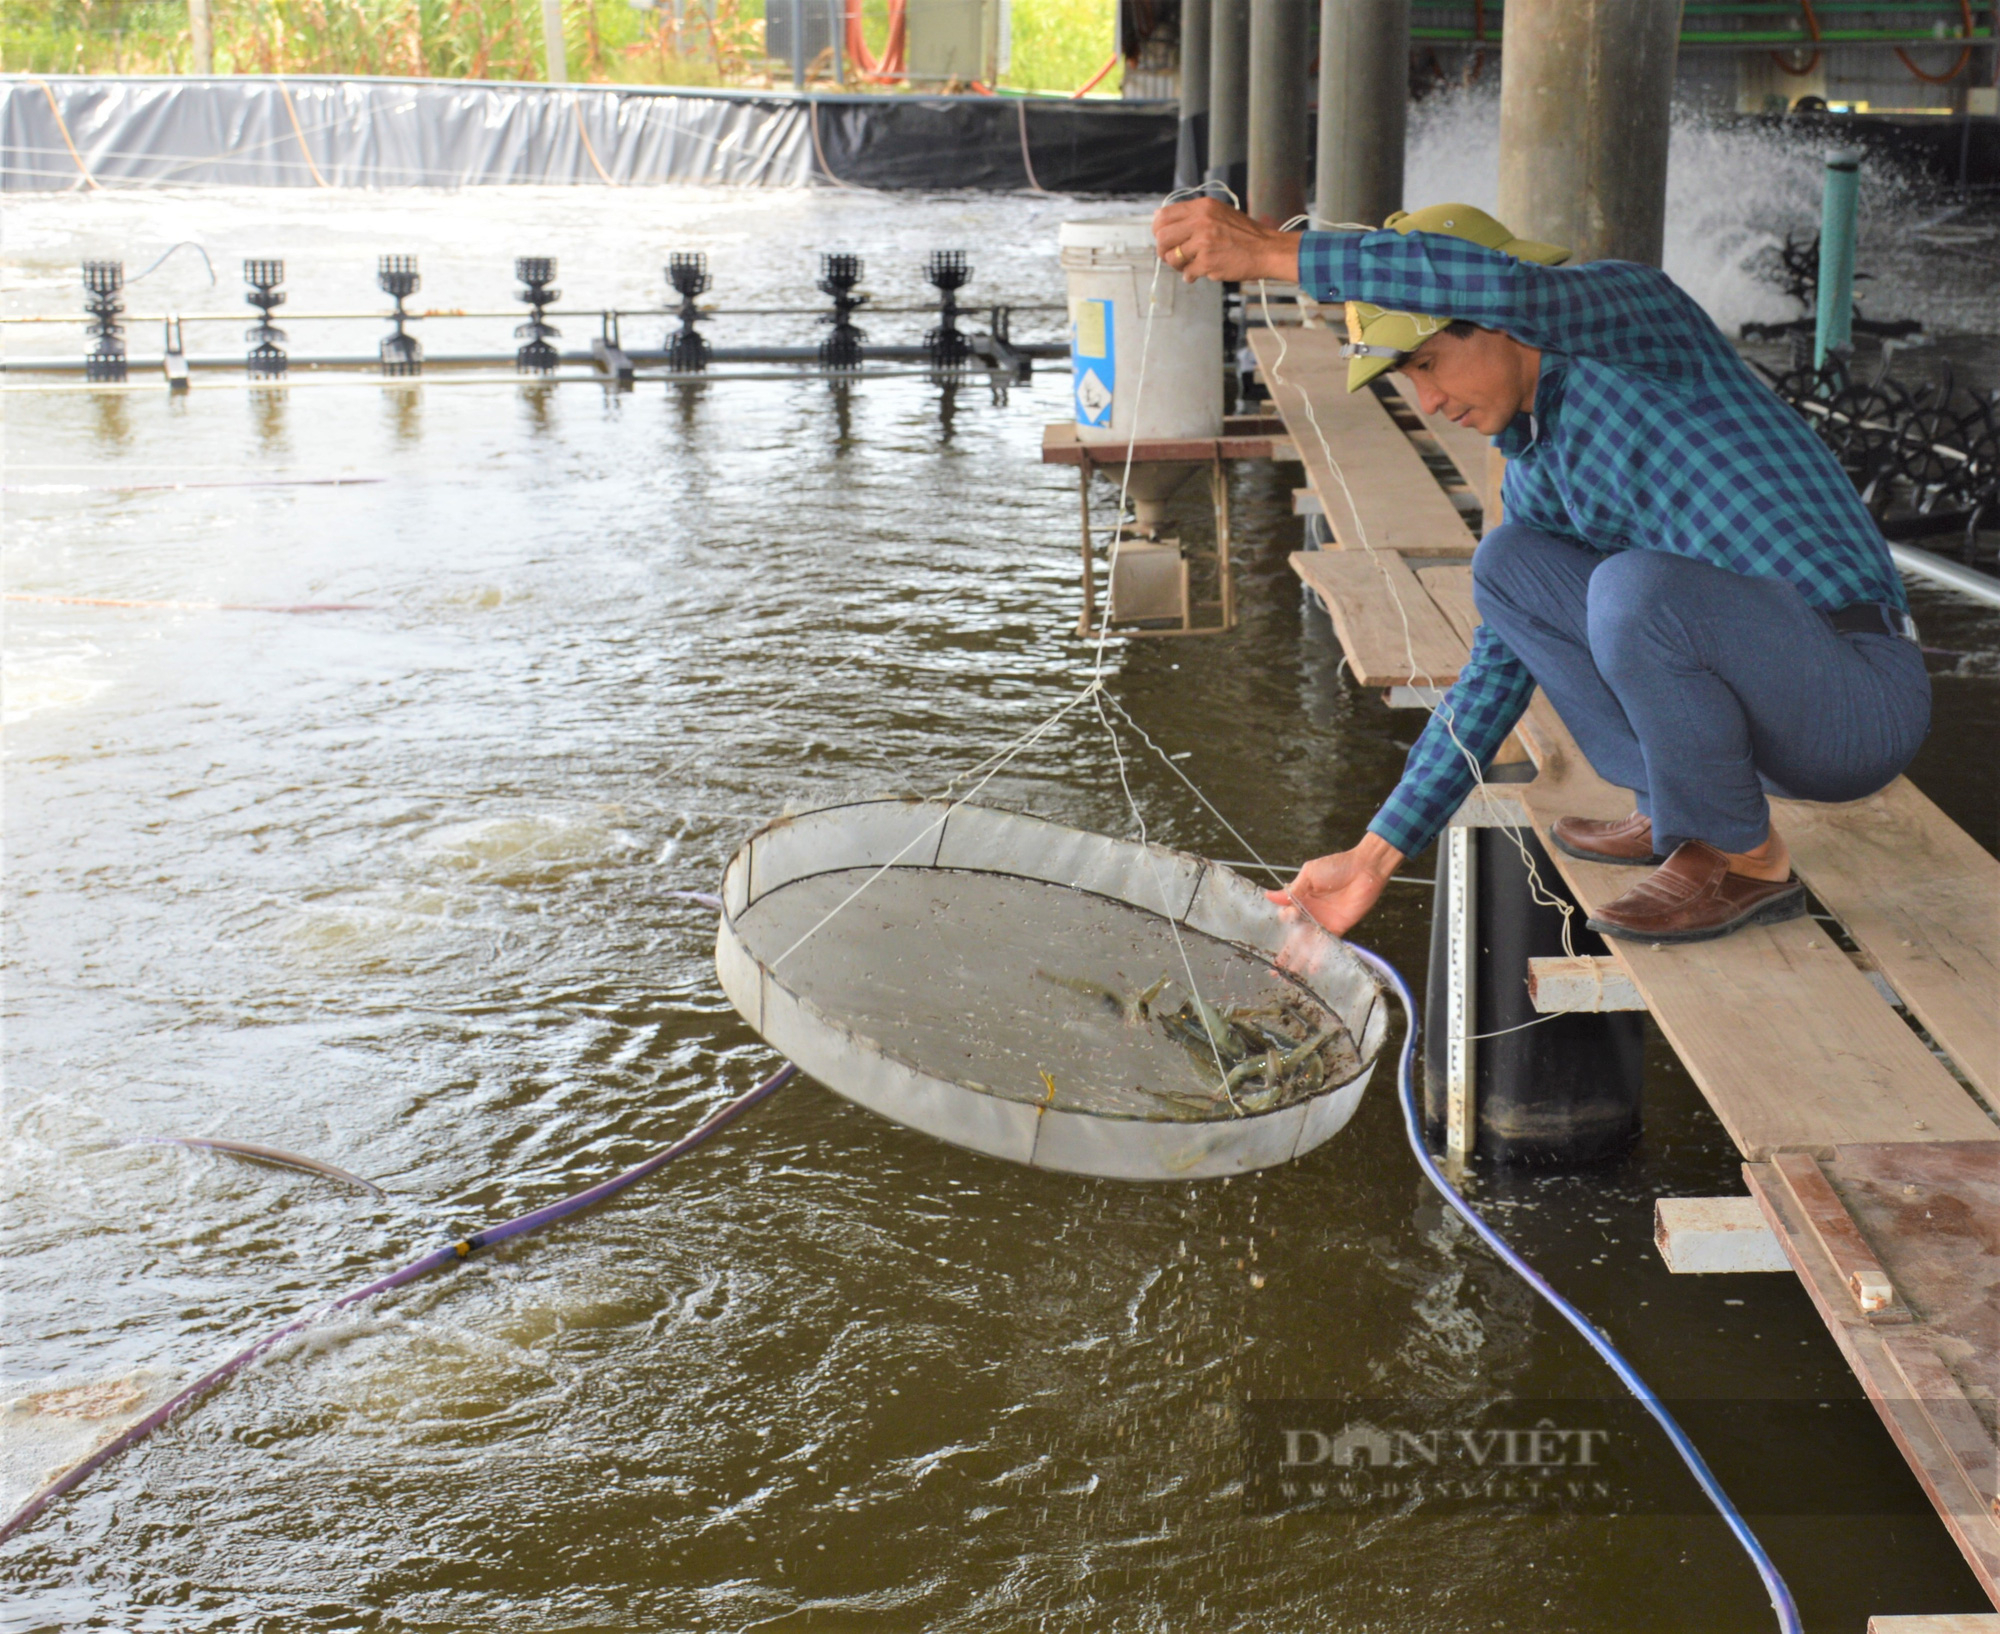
[766,0,841,71]
[906,0,1001,86]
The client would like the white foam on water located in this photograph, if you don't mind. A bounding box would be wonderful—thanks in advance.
[2,642,115,727]
[0,1367,184,1518]
[416,811,643,884]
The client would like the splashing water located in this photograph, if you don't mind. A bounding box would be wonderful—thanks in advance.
[1406,89,1976,337]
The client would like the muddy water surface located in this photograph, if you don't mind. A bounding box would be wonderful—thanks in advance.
[4,181,1998,1633]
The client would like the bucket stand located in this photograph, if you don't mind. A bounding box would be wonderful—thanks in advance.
[1071,445,1236,639]
[1042,417,1295,640]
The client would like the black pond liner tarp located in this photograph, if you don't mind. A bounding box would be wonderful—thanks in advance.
[1,74,1177,193]
[812,94,1176,193]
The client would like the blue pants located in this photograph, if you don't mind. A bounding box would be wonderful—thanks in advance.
[1470,524,1931,854]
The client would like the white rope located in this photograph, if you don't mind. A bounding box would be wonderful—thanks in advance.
[1082,181,1253,1105]
[768,686,1098,972]
[1254,262,1582,959]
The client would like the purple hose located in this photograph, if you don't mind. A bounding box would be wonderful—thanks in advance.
[1,1061,797,1545]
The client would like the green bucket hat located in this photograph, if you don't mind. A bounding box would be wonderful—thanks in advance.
[1342,203,1571,392]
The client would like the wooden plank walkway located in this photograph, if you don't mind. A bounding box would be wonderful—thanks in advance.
[1775,784,2000,1111]
[1748,1142,2000,1601]
[1250,329,1476,557]
[1258,334,2000,1611]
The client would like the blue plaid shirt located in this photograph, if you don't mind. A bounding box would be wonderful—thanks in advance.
[1296,229,1904,858]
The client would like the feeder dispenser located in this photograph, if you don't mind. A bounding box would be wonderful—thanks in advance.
[514,257,561,375]
[82,261,127,384]
[377,255,423,377]
[243,260,288,380]
[665,253,712,374]
[817,252,867,373]
[924,249,973,375]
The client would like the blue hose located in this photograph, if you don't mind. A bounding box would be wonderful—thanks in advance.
[1346,941,1803,1634]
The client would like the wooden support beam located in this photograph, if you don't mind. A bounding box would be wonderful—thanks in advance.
[1653,1196,1790,1273]
[1769,1152,1909,1320]
[1041,422,1295,466]
[1528,954,1646,1013]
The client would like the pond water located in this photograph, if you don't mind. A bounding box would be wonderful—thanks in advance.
[4,167,1997,1633]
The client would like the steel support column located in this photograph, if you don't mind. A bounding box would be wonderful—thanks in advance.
[1179,0,1213,188]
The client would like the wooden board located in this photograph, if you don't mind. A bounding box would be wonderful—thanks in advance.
[1289,550,1464,688]
[1249,328,1476,557]
[1748,1143,2000,1601]
[1527,954,1647,1013]
[1869,1618,2000,1633]
[1040,422,1291,466]
[1411,563,1999,1157]
[1390,372,1494,508]
[1774,779,2000,1112]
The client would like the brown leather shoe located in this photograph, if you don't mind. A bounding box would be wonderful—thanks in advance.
[1550,812,1663,867]
[1585,841,1807,944]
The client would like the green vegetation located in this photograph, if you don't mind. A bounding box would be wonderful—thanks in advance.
[1004,0,1118,96]
[2,0,1121,94]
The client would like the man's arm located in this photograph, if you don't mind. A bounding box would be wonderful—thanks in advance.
[1154,199,1301,284]
[1155,199,1701,378]
[1270,625,1536,934]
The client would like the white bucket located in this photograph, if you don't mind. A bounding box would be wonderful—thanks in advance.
[1058,218,1224,445]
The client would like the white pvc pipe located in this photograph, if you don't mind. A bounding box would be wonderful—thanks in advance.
[1891,542,2000,611]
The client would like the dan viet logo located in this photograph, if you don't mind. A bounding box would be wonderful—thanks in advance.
[1242,1397,1940,1517]
[1285,1418,1613,1471]
[1260,1410,1616,1512]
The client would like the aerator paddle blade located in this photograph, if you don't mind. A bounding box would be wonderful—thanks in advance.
[716,800,1388,1181]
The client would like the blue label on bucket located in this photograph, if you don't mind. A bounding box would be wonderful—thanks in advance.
[1071,297,1114,428]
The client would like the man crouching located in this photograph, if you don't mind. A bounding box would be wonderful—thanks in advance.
[1154,197,1928,944]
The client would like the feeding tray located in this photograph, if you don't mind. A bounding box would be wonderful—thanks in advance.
[716,799,1388,1180]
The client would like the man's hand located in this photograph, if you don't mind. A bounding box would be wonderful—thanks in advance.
[1265,833,1404,938]
[1153,198,1302,286]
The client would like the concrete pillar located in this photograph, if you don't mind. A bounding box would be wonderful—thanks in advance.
[542,0,569,83]
[1495,0,1680,265]
[1247,0,1313,226]
[1315,0,1409,228]
[188,0,214,73]
[1178,0,1212,188]
[1207,0,1250,202]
